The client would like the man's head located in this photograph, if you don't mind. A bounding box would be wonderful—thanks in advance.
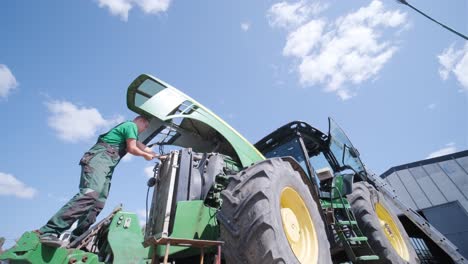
[134,116,150,133]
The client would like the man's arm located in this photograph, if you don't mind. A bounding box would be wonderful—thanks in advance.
[136,141,154,153]
[126,139,155,161]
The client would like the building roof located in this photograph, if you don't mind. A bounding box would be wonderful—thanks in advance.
[381,150,468,179]
[379,149,468,213]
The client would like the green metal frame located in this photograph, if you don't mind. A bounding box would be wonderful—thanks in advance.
[0,212,151,264]
[154,200,219,257]
[106,211,151,263]
[0,232,101,264]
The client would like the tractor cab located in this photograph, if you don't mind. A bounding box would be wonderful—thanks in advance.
[255,119,381,262]
[254,118,367,190]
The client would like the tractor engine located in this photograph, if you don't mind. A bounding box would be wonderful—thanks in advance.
[143,148,239,257]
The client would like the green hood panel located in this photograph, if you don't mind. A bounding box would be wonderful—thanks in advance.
[127,74,264,167]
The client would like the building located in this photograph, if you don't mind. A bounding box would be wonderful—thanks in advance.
[381,150,468,263]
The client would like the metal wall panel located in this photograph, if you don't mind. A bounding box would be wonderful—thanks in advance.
[397,169,432,209]
[408,166,446,205]
[385,171,418,209]
[458,156,468,169]
[438,160,468,196]
[381,151,468,213]
[422,201,468,258]
[423,163,464,207]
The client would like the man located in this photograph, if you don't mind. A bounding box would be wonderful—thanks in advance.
[37,116,158,247]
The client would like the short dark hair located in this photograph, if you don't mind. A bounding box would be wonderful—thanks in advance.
[134,115,149,123]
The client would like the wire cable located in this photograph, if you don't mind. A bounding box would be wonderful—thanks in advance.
[145,185,150,230]
[397,0,468,40]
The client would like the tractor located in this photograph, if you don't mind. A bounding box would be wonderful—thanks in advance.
[1,74,419,264]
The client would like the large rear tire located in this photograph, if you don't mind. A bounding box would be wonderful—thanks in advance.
[347,182,419,264]
[217,158,332,264]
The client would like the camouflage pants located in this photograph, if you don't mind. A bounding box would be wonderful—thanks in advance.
[39,143,121,239]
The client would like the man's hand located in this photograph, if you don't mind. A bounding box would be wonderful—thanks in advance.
[128,139,167,161]
[155,154,168,160]
[143,153,154,161]
[149,152,168,161]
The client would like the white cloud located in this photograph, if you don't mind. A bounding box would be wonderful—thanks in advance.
[144,165,155,178]
[438,42,468,90]
[241,22,250,32]
[136,0,171,14]
[426,143,457,159]
[97,0,171,21]
[0,172,37,199]
[269,0,408,100]
[427,103,436,110]
[46,100,124,143]
[267,1,328,29]
[0,64,18,98]
[283,20,325,57]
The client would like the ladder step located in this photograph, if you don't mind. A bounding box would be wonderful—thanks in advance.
[356,255,380,261]
[347,236,368,242]
[337,220,357,226]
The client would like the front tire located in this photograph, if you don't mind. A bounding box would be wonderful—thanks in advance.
[217,158,332,264]
[347,182,419,264]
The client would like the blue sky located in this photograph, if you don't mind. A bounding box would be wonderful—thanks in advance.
[0,0,467,248]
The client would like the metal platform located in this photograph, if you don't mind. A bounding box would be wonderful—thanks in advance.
[147,237,224,264]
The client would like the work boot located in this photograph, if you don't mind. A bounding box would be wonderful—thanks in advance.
[39,234,62,248]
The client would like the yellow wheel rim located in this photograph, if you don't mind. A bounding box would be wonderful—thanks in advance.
[280,187,318,264]
[375,202,410,261]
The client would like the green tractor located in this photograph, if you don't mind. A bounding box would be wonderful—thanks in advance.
[1,74,419,264]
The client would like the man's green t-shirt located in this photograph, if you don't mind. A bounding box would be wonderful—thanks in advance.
[100,121,138,149]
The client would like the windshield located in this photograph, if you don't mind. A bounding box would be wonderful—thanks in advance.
[263,138,311,179]
[328,118,365,174]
